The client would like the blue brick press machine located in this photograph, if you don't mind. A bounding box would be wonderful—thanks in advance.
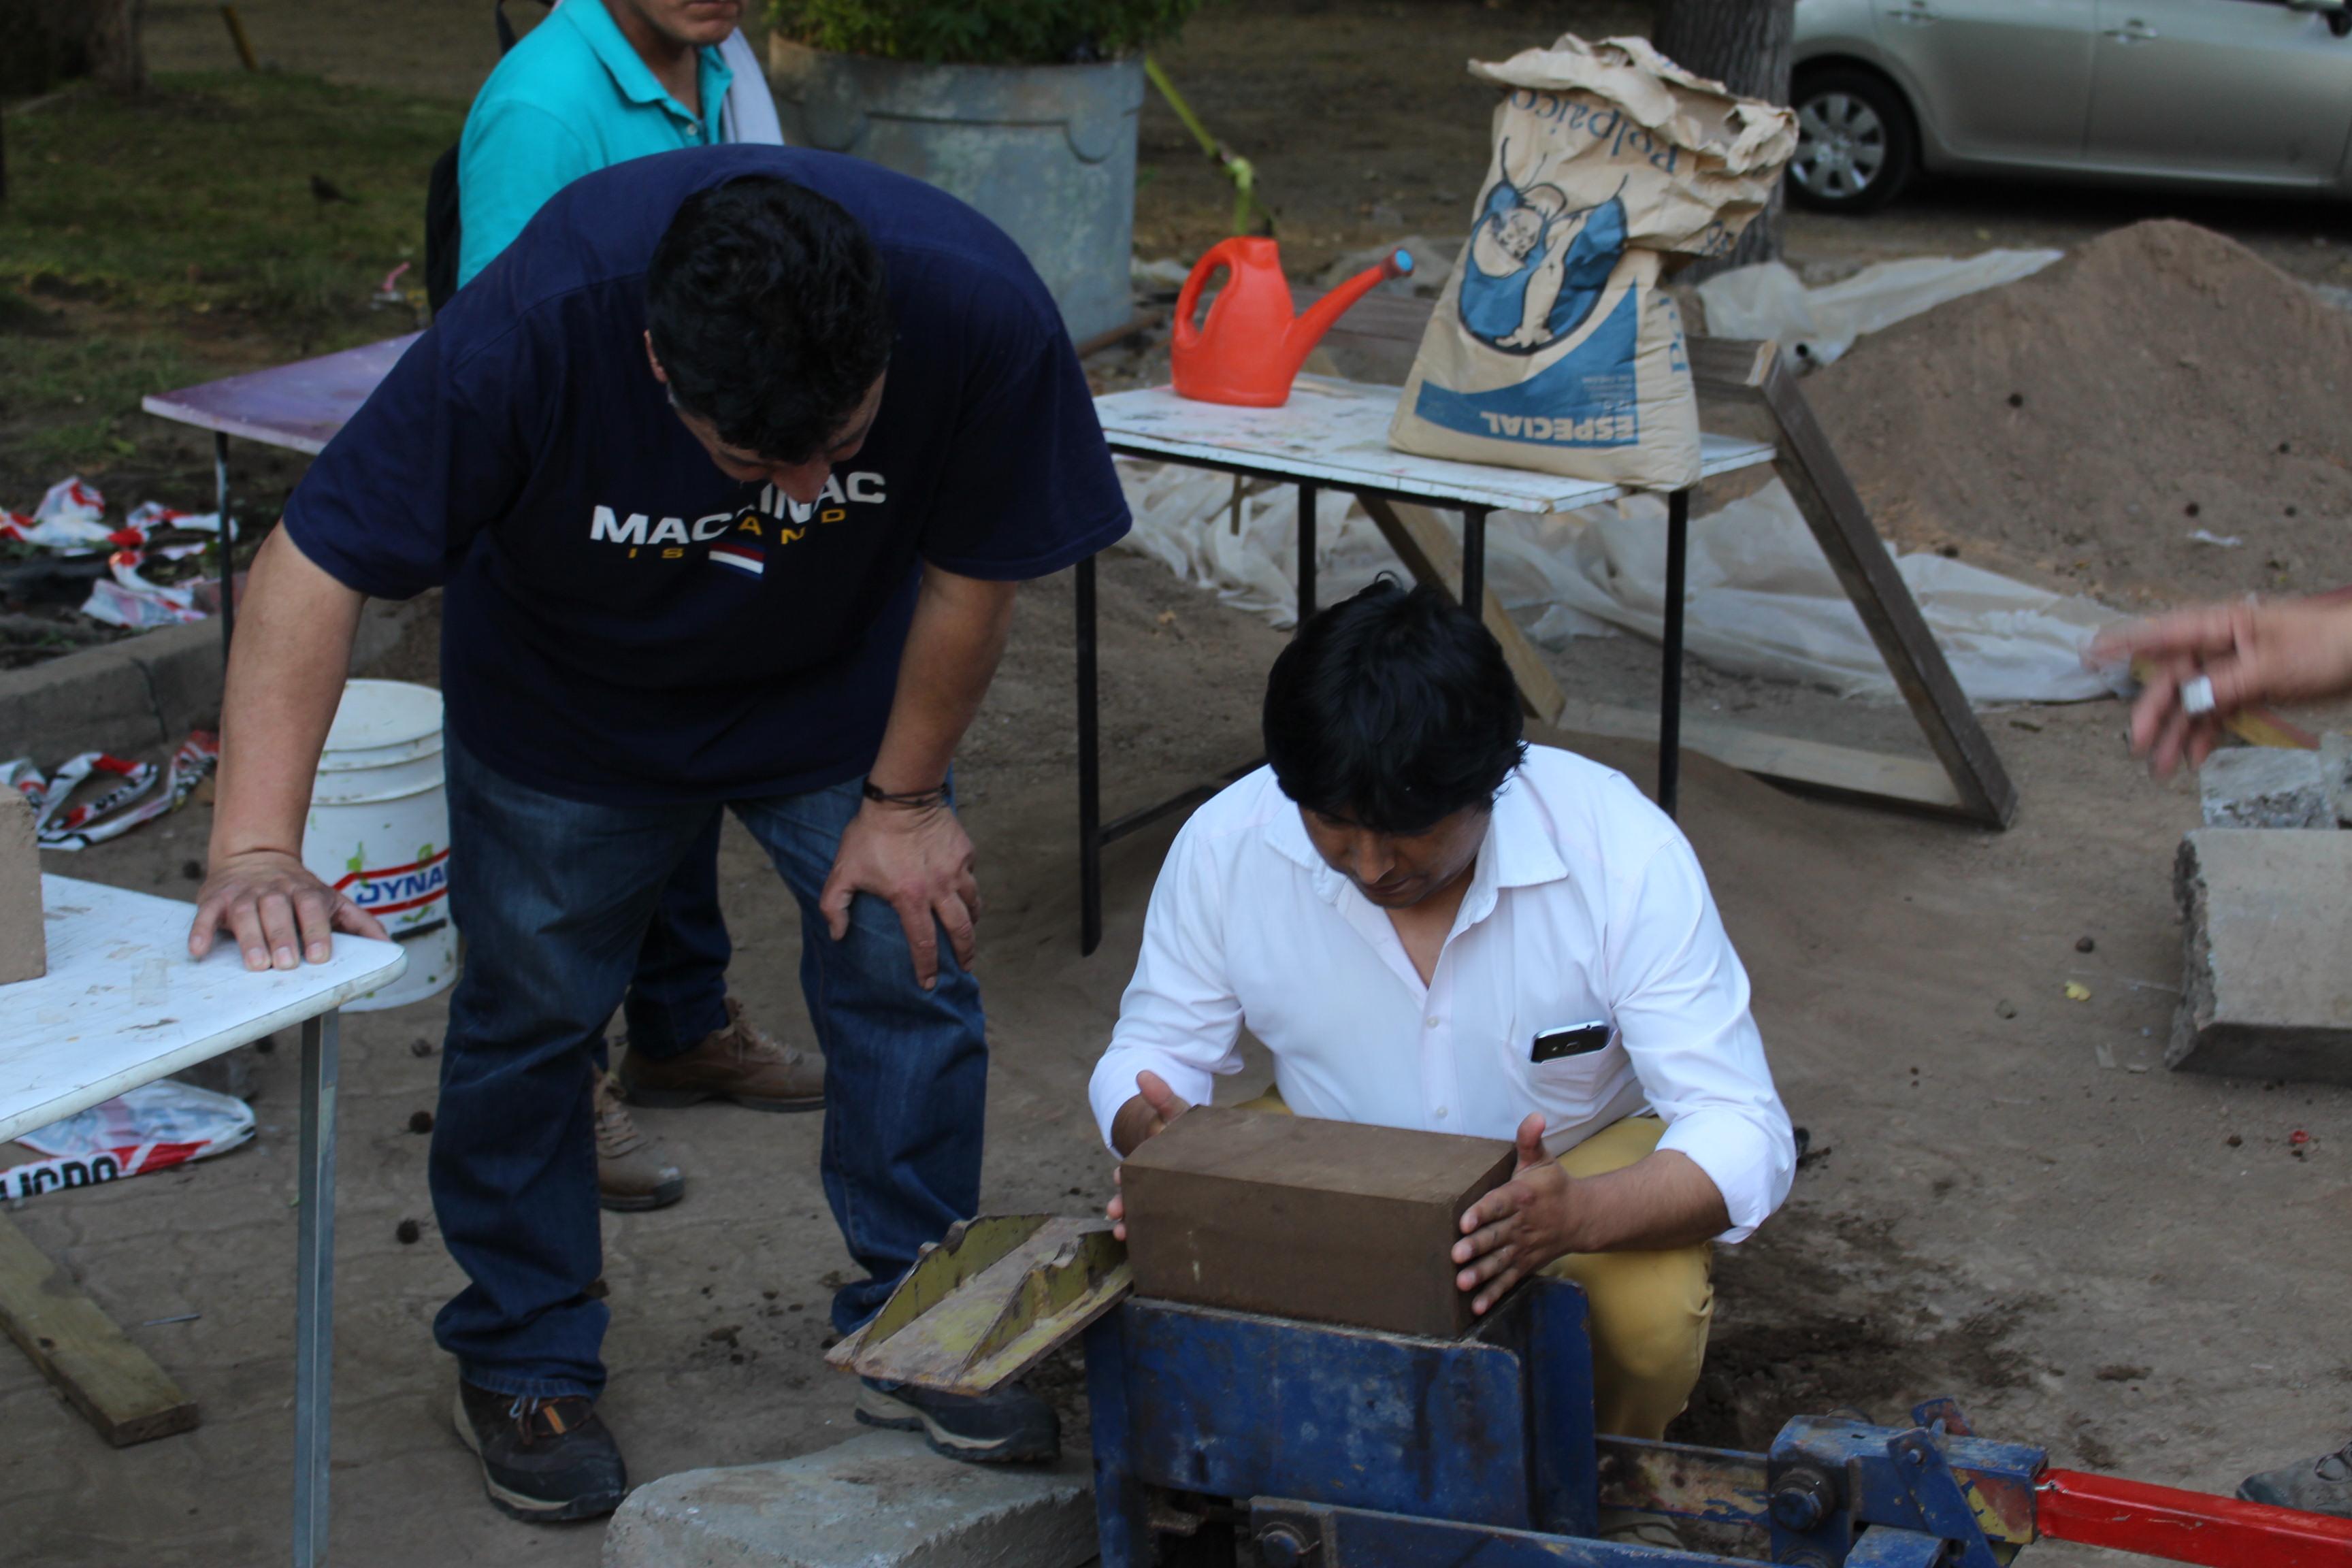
[829,1213,2352,1568]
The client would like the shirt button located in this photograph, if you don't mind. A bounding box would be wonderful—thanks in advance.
[1433,1106,1450,1120]
[1425,1016,1441,1028]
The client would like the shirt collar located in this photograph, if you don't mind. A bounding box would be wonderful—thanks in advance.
[563,0,732,130]
[1262,766,1570,918]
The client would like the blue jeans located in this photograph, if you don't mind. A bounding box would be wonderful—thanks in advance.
[625,815,732,1060]
[429,735,988,1401]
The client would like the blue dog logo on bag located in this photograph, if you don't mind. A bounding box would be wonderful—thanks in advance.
[1456,146,1628,355]
[1411,143,1642,450]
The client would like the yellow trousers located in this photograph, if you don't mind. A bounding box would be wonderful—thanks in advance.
[1237,1092,1712,1441]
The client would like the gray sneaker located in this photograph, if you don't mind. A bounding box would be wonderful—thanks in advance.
[2239,1441,2352,1518]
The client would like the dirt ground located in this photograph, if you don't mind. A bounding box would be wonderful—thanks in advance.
[13,549,2352,1567]
[7,3,2352,1565]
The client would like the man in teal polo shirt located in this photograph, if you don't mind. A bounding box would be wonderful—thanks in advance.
[455,0,815,1220]
[460,0,774,283]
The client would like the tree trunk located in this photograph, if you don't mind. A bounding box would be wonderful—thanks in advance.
[1650,0,1795,275]
[87,0,146,96]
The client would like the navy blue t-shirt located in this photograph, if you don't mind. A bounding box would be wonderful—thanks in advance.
[286,146,1130,804]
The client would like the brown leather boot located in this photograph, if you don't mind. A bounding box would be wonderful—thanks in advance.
[594,1070,683,1213]
[617,996,825,1113]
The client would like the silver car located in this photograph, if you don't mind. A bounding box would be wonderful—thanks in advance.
[1789,0,2352,210]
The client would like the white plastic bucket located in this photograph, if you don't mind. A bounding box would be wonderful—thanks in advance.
[301,680,457,1011]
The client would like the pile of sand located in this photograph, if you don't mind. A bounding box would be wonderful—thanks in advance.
[1804,220,2352,610]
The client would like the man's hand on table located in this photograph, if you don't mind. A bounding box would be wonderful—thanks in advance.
[1452,1113,1583,1317]
[189,847,389,970]
[820,798,980,991]
[1106,1070,1192,1240]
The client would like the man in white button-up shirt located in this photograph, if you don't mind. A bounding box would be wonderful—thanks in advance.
[1093,581,1795,1464]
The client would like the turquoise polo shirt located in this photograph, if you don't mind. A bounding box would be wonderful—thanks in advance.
[455,0,732,287]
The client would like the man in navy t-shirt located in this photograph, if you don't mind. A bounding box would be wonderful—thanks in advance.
[186,147,1130,1522]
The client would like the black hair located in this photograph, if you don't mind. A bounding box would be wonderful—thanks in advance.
[645,175,892,464]
[1262,579,1526,834]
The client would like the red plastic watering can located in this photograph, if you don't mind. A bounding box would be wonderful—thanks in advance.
[1170,238,1414,407]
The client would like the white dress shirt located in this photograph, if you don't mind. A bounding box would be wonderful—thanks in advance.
[1088,746,1795,1243]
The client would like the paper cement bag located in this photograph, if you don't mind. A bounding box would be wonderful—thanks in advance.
[1389,35,1797,489]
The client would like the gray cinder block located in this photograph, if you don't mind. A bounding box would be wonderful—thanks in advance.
[2170,829,2352,1082]
[2323,733,2352,827]
[0,794,44,985]
[602,1430,1094,1568]
[2199,747,2332,829]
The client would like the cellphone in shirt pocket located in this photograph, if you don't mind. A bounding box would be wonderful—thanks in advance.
[1531,1019,1614,1064]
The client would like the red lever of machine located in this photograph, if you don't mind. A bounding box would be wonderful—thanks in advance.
[2036,1467,2352,1567]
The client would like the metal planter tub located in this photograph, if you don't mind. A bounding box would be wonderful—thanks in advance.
[768,37,1143,343]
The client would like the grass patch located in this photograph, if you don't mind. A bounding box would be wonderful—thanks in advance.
[0,71,461,482]
[0,72,461,339]
[3,331,197,476]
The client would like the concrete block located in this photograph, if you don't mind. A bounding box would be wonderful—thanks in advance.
[602,1431,1094,1568]
[1120,1106,1514,1339]
[2323,733,2352,827]
[2170,829,2352,1082]
[0,794,43,985]
[2198,746,2332,829]
[122,621,226,741]
[0,643,165,764]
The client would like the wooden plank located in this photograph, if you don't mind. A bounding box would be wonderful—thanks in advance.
[1550,700,1966,813]
[0,1213,197,1446]
[1755,353,2017,827]
[1356,493,1569,725]
[1686,336,1777,402]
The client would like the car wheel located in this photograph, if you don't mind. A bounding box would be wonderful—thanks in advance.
[1787,67,1915,213]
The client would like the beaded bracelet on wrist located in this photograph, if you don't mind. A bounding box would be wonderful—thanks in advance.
[862,780,950,810]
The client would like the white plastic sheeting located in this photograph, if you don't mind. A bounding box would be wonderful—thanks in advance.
[1695,249,2063,368]
[1115,461,2122,704]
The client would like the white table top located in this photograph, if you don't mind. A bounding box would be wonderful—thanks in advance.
[1093,375,1778,513]
[0,877,406,1144]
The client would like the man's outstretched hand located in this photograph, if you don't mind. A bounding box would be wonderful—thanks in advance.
[1106,1070,1192,1241]
[819,799,980,991]
[2090,594,2352,777]
[189,847,388,970]
[1452,1113,1580,1317]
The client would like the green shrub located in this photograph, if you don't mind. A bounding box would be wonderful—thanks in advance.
[770,0,1200,65]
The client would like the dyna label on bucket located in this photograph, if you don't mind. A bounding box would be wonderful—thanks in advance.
[302,680,458,1011]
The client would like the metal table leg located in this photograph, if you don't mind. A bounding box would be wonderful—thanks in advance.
[1461,505,1489,613]
[1658,489,1690,819]
[214,432,236,665]
[1077,555,1104,956]
[292,1009,340,1567]
[1296,483,1318,629]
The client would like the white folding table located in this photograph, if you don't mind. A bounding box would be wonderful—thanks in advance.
[0,875,405,1567]
[1083,374,1778,952]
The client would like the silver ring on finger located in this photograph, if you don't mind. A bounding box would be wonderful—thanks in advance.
[2181,674,2217,717]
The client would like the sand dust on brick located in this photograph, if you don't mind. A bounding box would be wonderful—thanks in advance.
[1803,219,2352,610]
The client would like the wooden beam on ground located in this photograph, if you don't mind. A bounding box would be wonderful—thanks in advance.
[1551,699,1966,814]
[0,1213,198,1446]
[1356,494,1567,725]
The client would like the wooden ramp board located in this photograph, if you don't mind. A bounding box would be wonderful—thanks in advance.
[0,1212,198,1446]
[1551,701,1965,813]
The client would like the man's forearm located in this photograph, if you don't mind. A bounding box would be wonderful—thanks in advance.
[868,565,1017,795]
[210,527,368,861]
[1565,1149,1731,1254]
